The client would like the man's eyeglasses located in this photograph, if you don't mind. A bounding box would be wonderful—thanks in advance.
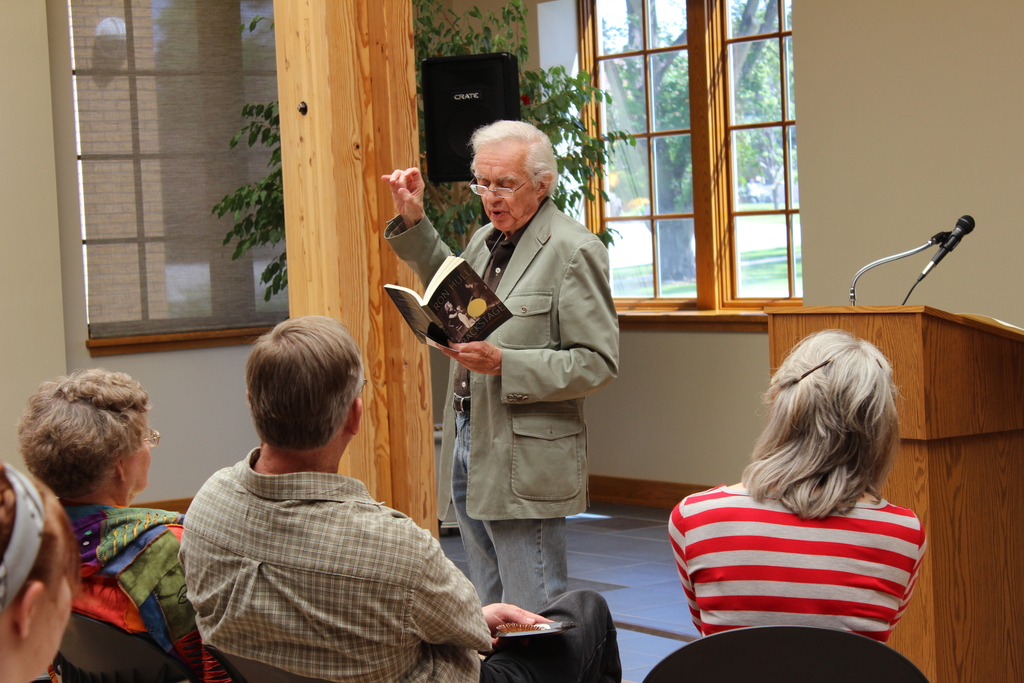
[145,428,161,447]
[469,180,529,198]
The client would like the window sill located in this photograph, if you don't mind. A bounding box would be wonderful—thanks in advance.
[617,309,769,332]
[86,327,273,357]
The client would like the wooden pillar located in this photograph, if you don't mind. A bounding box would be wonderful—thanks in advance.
[272,0,437,531]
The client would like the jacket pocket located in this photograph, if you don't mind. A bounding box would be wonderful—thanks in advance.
[510,411,583,501]
[498,292,553,349]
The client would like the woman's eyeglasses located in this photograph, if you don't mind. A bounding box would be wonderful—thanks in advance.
[145,428,161,447]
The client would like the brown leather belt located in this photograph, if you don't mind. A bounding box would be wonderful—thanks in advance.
[453,394,471,413]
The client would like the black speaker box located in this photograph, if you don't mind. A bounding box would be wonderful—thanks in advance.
[421,52,521,183]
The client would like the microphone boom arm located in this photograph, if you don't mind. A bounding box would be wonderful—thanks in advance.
[849,232,949,305]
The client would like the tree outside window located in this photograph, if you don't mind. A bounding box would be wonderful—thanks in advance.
[587,0,799,307]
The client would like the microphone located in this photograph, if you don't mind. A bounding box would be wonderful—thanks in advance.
[920,215,975,278]
[900,214,975,305]
[849,230,950,305]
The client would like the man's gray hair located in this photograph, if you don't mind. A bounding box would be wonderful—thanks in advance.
[469,120,558,197]
[743,329,899,519]
[247,316,364,450]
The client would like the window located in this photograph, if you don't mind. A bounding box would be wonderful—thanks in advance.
[582,0,799,310]
[68,0,286,341]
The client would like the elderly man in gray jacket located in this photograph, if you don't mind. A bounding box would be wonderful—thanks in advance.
[383,120,619,612]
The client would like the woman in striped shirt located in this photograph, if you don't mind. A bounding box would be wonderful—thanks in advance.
[669,329,926,643]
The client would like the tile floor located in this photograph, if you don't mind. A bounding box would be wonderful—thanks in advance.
[439,501,699,683]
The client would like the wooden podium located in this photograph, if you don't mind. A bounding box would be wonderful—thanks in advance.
[765,306,1024,683]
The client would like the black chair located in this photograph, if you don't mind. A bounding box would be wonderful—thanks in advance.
[642,625,930,683]
[206,645,332,683]
[53,613,199,683]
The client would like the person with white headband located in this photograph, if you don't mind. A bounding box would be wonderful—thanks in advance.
[0,461,78,683]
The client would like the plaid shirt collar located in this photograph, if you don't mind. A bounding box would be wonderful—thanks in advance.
[237,448,383,506]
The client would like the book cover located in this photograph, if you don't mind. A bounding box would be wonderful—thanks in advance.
[385,256,512,347]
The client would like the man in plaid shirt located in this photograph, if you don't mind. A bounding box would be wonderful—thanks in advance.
[180,316,620,683]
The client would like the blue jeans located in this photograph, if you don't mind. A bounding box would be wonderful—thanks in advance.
[452,412,568,613]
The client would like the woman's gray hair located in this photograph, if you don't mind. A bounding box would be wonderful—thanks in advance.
[469,120,558,197]
[18,369,151,499]
[742,329,899,519]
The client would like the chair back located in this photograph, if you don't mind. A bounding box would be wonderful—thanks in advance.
[54,613,198,683]
[642,625,930,683]
[206,645,333,683]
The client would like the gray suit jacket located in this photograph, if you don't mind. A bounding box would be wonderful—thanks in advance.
[385,200,619,520]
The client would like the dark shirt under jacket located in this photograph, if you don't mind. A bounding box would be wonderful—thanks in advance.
[453,204,538,405]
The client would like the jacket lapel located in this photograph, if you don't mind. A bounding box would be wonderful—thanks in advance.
[494,199,555,301]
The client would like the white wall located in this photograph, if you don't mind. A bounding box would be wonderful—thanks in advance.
[586,331,768,487]
[1,0,67,470]
[71,347,258,501]
[795,1,1024,325]
[537,0,578,71]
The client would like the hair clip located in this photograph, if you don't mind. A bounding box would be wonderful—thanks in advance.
[797,356,834,382]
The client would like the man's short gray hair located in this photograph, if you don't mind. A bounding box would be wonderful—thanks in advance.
[247,316,364,450]
[469,120,558,197]
[743,329,899,519]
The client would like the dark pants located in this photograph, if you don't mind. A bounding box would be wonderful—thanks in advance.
[480,589,622,683]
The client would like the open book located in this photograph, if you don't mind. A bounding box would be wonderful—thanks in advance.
[385,256,512,348]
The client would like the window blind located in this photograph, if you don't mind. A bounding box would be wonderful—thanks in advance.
[69,0,286,339]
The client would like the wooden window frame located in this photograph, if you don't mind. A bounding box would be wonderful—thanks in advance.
[85,327,272,356]
[579,0,800,331]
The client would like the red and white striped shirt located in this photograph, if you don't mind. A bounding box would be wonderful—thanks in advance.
[669,486,926,642]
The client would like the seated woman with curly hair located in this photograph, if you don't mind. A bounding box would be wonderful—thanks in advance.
[669,329,927,643]
[0,462,79,683]
[18,369,230,682]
